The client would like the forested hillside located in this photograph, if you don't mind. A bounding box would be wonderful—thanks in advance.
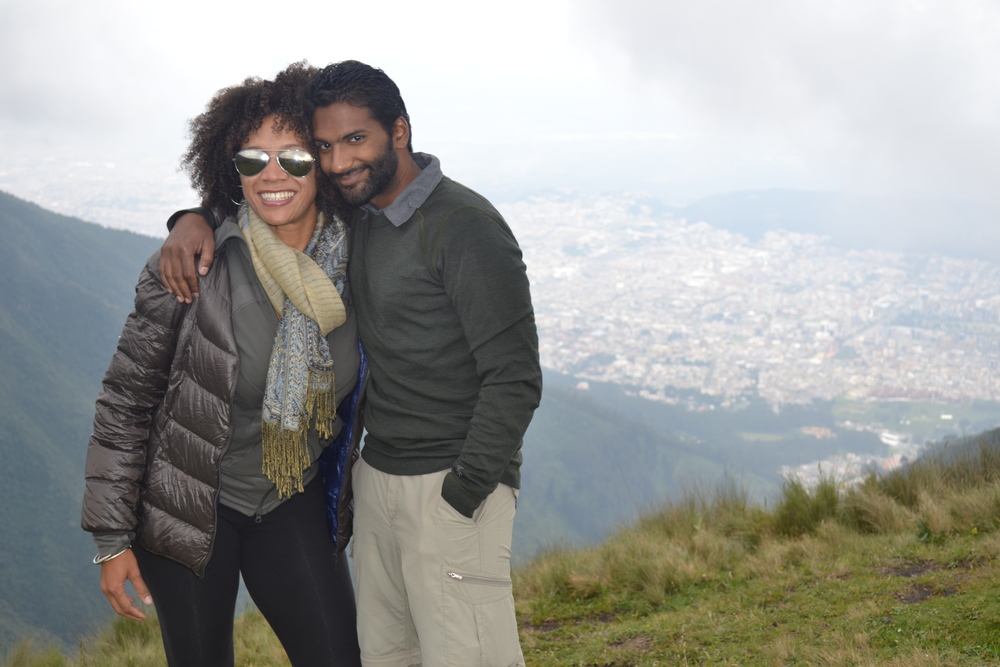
[0,191,160,649]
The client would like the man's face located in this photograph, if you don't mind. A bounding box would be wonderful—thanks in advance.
[312,102,401,210]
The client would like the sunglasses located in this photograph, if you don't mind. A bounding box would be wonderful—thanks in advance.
[233,149,315,178]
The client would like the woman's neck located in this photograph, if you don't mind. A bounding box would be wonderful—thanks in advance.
[269,214,317,252]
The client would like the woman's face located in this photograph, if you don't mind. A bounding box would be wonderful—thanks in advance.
[238,116,318,241]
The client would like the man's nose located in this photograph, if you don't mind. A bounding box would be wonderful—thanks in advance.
[324,145,351,175]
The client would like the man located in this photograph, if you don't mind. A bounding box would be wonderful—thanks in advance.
[161,60,541,667]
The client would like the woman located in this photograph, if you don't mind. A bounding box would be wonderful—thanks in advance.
[81,63,363,666]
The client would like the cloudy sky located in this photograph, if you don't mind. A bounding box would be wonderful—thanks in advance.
[1,0,998,235]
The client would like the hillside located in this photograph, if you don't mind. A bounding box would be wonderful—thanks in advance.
[542,373,888,489]
[518,379,727,555]
[0,191,161,648]
[0,192,789,649]
[516,371,901,561]
[512,431,1000,665]
[0,190,944,653]
[7,432,1000,666]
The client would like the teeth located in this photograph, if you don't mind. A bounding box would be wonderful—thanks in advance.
[260,191,293,202]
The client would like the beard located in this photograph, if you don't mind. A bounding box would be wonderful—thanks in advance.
[332,137,399,208]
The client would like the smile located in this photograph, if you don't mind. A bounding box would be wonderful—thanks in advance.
[335,167,367,188]
[259,191,294,202]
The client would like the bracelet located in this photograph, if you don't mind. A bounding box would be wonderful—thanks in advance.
[93,547,130,565]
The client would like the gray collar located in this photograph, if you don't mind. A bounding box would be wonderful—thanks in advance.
[216,216,245,249]
[360,152,442,227]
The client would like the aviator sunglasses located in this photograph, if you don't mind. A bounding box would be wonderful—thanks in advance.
[233,149,315,178]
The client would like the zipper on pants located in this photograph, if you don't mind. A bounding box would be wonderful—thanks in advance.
[446,571,511,586]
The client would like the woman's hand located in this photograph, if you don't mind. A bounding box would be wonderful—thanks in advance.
[159,212,216,303]
[100,550,153,621]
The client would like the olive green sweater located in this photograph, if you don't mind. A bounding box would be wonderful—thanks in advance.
[351,155,542,517]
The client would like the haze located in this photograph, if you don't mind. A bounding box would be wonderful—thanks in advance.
[1,0,997,236]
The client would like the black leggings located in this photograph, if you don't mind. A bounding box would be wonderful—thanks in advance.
[134,478,361,667]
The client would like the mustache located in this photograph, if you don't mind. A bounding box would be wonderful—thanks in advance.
[332,165,369,181]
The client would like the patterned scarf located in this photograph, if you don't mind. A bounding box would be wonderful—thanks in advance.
[238,202,348,498]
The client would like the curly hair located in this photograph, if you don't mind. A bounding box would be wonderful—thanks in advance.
[181,61,341,220]
[304,60,413,152]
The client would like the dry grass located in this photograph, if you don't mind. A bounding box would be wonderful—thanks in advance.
[10,440,1000,666]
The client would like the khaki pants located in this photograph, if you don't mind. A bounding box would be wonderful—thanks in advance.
[351,458,524,667]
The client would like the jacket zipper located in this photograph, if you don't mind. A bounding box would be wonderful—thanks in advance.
[254,487,277,524]
[204,254,241,578]
[446,571,511,587]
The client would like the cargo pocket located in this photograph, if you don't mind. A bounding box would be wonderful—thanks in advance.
[442,567,522,666]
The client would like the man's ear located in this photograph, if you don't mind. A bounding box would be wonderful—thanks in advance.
[392,117,410,150]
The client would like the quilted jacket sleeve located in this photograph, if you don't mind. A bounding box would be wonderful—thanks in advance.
[81,251,188,535]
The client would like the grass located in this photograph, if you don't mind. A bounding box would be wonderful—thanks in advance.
[2,611,293,667]
[7,438,1000,666]
[515,438,1000,666]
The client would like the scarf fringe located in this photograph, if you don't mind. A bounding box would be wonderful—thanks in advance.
[308,370,337,440]
[261,421,311,500]
[262,373,337,499]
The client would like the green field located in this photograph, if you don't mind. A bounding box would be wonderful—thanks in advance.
[833,398,1000,444]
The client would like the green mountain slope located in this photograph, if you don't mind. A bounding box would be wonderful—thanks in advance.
[10,432,1000,666]
[514,430,1000,665]
[515,373,890,563]
[0,190,894,653]
[0,191,161,649]
[517,380,737,559]
[553,374,887,480]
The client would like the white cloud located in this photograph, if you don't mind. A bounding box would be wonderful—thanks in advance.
[578,0,1000,204]
[2,0,997,228]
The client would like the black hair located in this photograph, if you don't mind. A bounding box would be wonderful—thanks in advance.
[181,61,341,220]
[304,60,413,152]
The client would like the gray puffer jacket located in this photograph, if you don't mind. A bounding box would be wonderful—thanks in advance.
[81,228,357,576]
[81,236,238,577]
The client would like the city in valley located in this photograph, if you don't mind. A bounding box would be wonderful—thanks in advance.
[4,164,997,484]
[502,193,1000,483]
